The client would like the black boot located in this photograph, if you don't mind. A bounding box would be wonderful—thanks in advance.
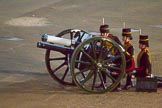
[123,74,133,90]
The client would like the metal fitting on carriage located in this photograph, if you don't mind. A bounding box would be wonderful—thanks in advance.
[41,34,48,42]
[132,70,136,74]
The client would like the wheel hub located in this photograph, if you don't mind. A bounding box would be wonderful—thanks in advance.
[97,62,102,69]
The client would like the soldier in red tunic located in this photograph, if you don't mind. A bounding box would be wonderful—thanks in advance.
[122,28,135,89]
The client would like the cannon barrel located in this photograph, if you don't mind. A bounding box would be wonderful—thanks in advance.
[37,41,74,54]
[41,34,76,46]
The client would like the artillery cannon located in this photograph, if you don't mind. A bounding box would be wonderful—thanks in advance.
[37,29,127,93]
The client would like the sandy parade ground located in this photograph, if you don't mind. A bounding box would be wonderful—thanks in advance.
[0,0,162,108]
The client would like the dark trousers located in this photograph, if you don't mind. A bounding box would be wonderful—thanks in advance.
[126,74,132,86]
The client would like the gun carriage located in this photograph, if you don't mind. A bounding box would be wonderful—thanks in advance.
[37,29,131,93]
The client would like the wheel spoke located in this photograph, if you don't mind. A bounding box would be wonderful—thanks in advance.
[90,42,97,59]
[103,70,117,82]
[98,41,104,61]
[75,60,91,65]
[80,70,94,85]
[100,49,109,60]
[98,71,107,89]
[107,65,121,71]
[81,49,96,64]
[49,57,66,61]
[103,55,121,63]
[80,32,86,39]
[91,70,97,90]
[75,68,90,77]
[61,67,69,81]
[52,62,66,73]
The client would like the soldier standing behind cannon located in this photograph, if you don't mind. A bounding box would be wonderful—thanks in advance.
[99,24,122,90]
[121,28,135,89]
[100,24,122,45]
[136,35,152,77]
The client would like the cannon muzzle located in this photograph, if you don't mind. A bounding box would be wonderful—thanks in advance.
[37,41,74,54]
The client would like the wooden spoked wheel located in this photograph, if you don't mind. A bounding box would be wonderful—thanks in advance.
[70,36,126,93]
[45,29,75,85]
[45,29,91,86]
